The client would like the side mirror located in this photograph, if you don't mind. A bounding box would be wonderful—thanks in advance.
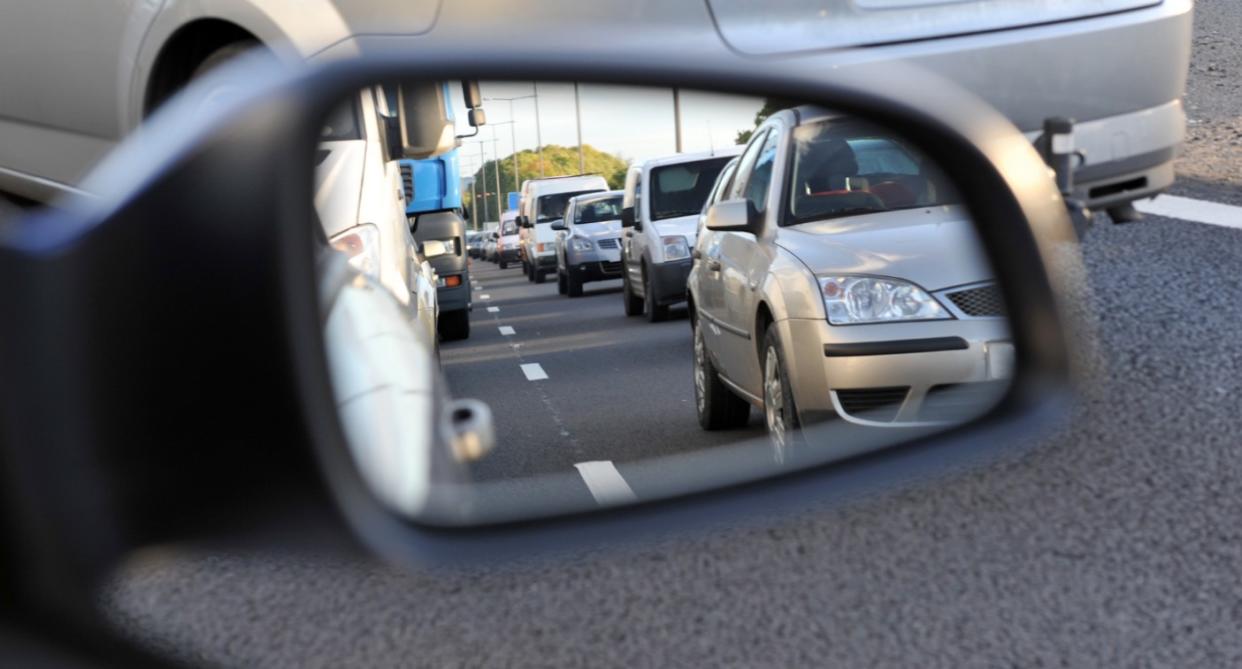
[462,81,484,111]
[492,233,499,240]
[467,108,487,128]
[550,220,567,231]
[462,206,471,222]
[422,239,450,259]
[705,199,761,235]
[620,206,634,228]
[397,81,454,158]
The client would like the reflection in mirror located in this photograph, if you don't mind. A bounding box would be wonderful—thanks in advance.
[314,80,1011,526]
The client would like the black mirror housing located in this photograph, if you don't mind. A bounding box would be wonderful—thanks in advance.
[620,206,634,228]
[550,220,566,231]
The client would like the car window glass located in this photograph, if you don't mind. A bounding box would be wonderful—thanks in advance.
[537,190,602,222]
[649,157,734,221]
[575,195,623,224]
[743,130,780,214]
[786,119,960,225]
[728,128,770,201]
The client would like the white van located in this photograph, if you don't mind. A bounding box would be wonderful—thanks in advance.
[497,210,521,269]
[619,147,743,322]
[315,86,439,348]
[517,175,609,283]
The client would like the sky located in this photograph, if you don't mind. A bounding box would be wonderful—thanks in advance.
[448,81,765,179]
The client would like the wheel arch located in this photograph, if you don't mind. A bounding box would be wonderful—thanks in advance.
[144,19,264,117]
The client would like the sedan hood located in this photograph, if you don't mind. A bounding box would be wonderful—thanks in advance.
[776,205,992,291]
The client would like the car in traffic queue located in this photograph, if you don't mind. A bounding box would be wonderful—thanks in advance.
[466,231,484,259]
[687,106,1012,455]
[518,174,609,283]
[553,190,625,297]
[316,86,439,351]
[497,210,521,269]
[619,147,742,322]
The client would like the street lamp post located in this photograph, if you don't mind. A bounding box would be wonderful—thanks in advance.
[574,82,585,174]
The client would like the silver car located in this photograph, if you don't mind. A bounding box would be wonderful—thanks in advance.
[687,106,1011,451]
[553,190,625,297]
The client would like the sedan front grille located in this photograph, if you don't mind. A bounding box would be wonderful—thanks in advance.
[599,261,624,274]
[835,387,909,422]
[597,238,620,249]
[946,284,1005,318]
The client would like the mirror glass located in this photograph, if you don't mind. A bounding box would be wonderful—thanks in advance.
[314,79,1012,526]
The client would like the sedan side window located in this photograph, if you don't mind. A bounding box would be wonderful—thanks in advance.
[729,128,769,202]
[742,130,780,214]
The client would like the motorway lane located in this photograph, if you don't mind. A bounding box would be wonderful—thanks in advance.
[104,211,1242,668]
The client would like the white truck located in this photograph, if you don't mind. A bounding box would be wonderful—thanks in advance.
[619,147,742,322]
[517,175,609,284]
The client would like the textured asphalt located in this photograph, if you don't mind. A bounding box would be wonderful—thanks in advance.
[102,5,1242,667]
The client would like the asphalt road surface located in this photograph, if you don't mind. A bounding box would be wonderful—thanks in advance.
[103,4,1242,667]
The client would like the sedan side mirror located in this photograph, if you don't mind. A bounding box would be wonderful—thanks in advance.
[705,199,761,236]
[550,220,567,231]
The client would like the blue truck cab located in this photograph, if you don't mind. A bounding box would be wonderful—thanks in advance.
[403,83,473,341]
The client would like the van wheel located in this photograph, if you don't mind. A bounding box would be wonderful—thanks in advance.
[557,270,568,295]
[694,323,750,430]
[439,309,470,341]
[566,268,584,297]
[499,258,508,269]
[644,265,669,323]
[622,267,644,316]
[762,326,801,464]
[534,268,546,284]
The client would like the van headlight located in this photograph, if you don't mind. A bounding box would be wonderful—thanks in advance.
[819,276,951,325]
[662,235,690,261]
[570,237,594,252]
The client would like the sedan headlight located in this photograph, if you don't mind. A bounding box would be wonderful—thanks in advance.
[662,235,690,261]
[819,276,951,325]
[330,224,382,280]
[570,237,594,252]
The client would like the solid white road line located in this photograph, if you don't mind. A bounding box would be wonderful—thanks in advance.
[480,294,491,300]
[486,306,500,313]
[1135,194,1242,231]
[520,363,548,381]
[499,326,516,336]
[574,461,637,506]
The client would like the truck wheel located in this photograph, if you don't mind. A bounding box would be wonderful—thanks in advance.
[622,267,644,317]
[534,268,546,284]
[499,257,508,269]
[694,323,750,429]
[566,268,584,298]
[644,265,669,323]
[439,309,470,342]
[557,270,568,295]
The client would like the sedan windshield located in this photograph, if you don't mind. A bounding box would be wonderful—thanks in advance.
[537,190,602,222]
[574,195,623,224]
[786,120,959,226]
[650,157,733,221]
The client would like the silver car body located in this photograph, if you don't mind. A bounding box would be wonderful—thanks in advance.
[555,190,625,286]
[0,0,1189,213]
[687,107,1010,429]
[519,174,609,280]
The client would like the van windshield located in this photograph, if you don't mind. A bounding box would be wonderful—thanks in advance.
[649,157,733,221]
[502,221,518,235]
[537,190,603,222]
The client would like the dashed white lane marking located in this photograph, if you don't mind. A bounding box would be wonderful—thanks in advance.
[573,461,637,506]
[479,294,491,300]
[1135,195,1242,231]
[520,363,548,381]
[486,306,500,313]
[499,326,516,336]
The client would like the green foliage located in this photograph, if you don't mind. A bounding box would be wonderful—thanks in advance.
[735,98,799,145]
[465,144,629,222]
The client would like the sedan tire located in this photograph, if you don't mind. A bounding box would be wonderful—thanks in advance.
[762,326,801,464]
[622,266,644,317]
[693,322,750,430]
